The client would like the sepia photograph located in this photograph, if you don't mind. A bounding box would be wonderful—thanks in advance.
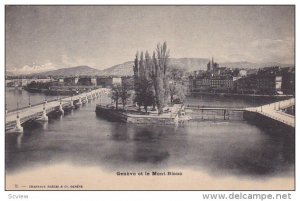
[4,5,295,191]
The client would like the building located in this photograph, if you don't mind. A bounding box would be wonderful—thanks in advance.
[235,73,283,95]
[210,75,234,92]
[192,73,234,92]
[91,78,97,86]
[96,76,122,88]
[207,57,219,74]
[238,69,247,77]
[281,67,295,95]
[235,74,258,94]
[257,75,282,94]
[78,77,93,86]
[63,77,78,85]
[193,77,211,91]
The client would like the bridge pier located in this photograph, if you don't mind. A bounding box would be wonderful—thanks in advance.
[77,97,82,106]
[69,97,74,108]
[38,107,49,122]
[87,94,92,102]
[14,115,23,133]
[59,102,64,115]
[243,110,294,134]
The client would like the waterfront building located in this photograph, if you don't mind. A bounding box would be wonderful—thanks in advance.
[281,67,295,95]
[234,74,257,94]
[77,77,94,86]
[63,77,78,85]
[235,73,283,95]
[257,75,282,94]
[193,77,211,91]
[210,75,234,92]
[96,76,122,88]
[91,78,97,86]
[239,69,247,77]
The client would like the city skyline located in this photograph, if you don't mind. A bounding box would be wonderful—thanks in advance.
[6,6,295,73]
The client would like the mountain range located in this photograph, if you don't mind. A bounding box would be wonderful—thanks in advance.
[7,58,294,77]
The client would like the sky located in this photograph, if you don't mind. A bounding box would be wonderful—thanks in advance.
[5,6,295,72]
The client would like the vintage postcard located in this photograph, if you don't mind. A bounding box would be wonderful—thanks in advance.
[5,5,295,191]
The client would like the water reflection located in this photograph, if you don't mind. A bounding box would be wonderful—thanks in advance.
[42,122,48,130]
[16,133,23,149]
[131,126,170,164]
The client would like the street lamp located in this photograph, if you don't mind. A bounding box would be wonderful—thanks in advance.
[28,95,31,107]
[17,102,19,118]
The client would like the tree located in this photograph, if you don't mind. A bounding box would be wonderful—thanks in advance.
[167,66,187,103]
[111,84,122,110]
[139,79,154,113]
[169,82,187,104]
[120,82,131,109]
[150,42,169,114]
[133,51,139,98]
[168,66,186,81]
[133,42,170,115]
[169,81,176,104]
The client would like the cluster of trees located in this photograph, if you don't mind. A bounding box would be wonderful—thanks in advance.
[110,81,131,110]
[110,42,187,114]
[133,42,187,114]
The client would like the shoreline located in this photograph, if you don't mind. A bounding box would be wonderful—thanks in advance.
[189,91,294,98]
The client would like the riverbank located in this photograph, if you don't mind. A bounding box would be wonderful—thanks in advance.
[190,91,294,98]
[23,85,100,96]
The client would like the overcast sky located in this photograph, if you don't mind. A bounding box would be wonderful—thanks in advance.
[6,6,294,71]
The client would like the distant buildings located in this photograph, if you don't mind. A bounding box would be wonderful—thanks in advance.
[192,58,236,92]
[211,75,234,91]
[281,67,295,95]
[207,57,220,74]
[191,57,294,95]
[234,74,283,95]
[96,76,122,87]
[23,76,124,89]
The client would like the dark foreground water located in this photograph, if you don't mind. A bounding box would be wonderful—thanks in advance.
[5,90,294,180]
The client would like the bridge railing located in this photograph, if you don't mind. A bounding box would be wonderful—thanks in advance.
[7,96,68,113]
[258,110,294,127]
[186,104,245,110]
[6,89,108,114]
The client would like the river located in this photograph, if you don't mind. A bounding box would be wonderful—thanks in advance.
[5,89,294,190]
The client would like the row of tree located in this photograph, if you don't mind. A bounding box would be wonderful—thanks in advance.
[110,42,187,114]
[133,42,187,114]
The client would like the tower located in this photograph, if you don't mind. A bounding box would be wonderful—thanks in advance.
[207,61,211,72]
[212,57,216,72]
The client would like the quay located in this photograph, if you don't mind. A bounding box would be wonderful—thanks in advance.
[243,98,295,131]
[185,105,244,121]
[186,98,295,129]
[5,88,110,132]
[95,105,181,125]
[96,97,295,129]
